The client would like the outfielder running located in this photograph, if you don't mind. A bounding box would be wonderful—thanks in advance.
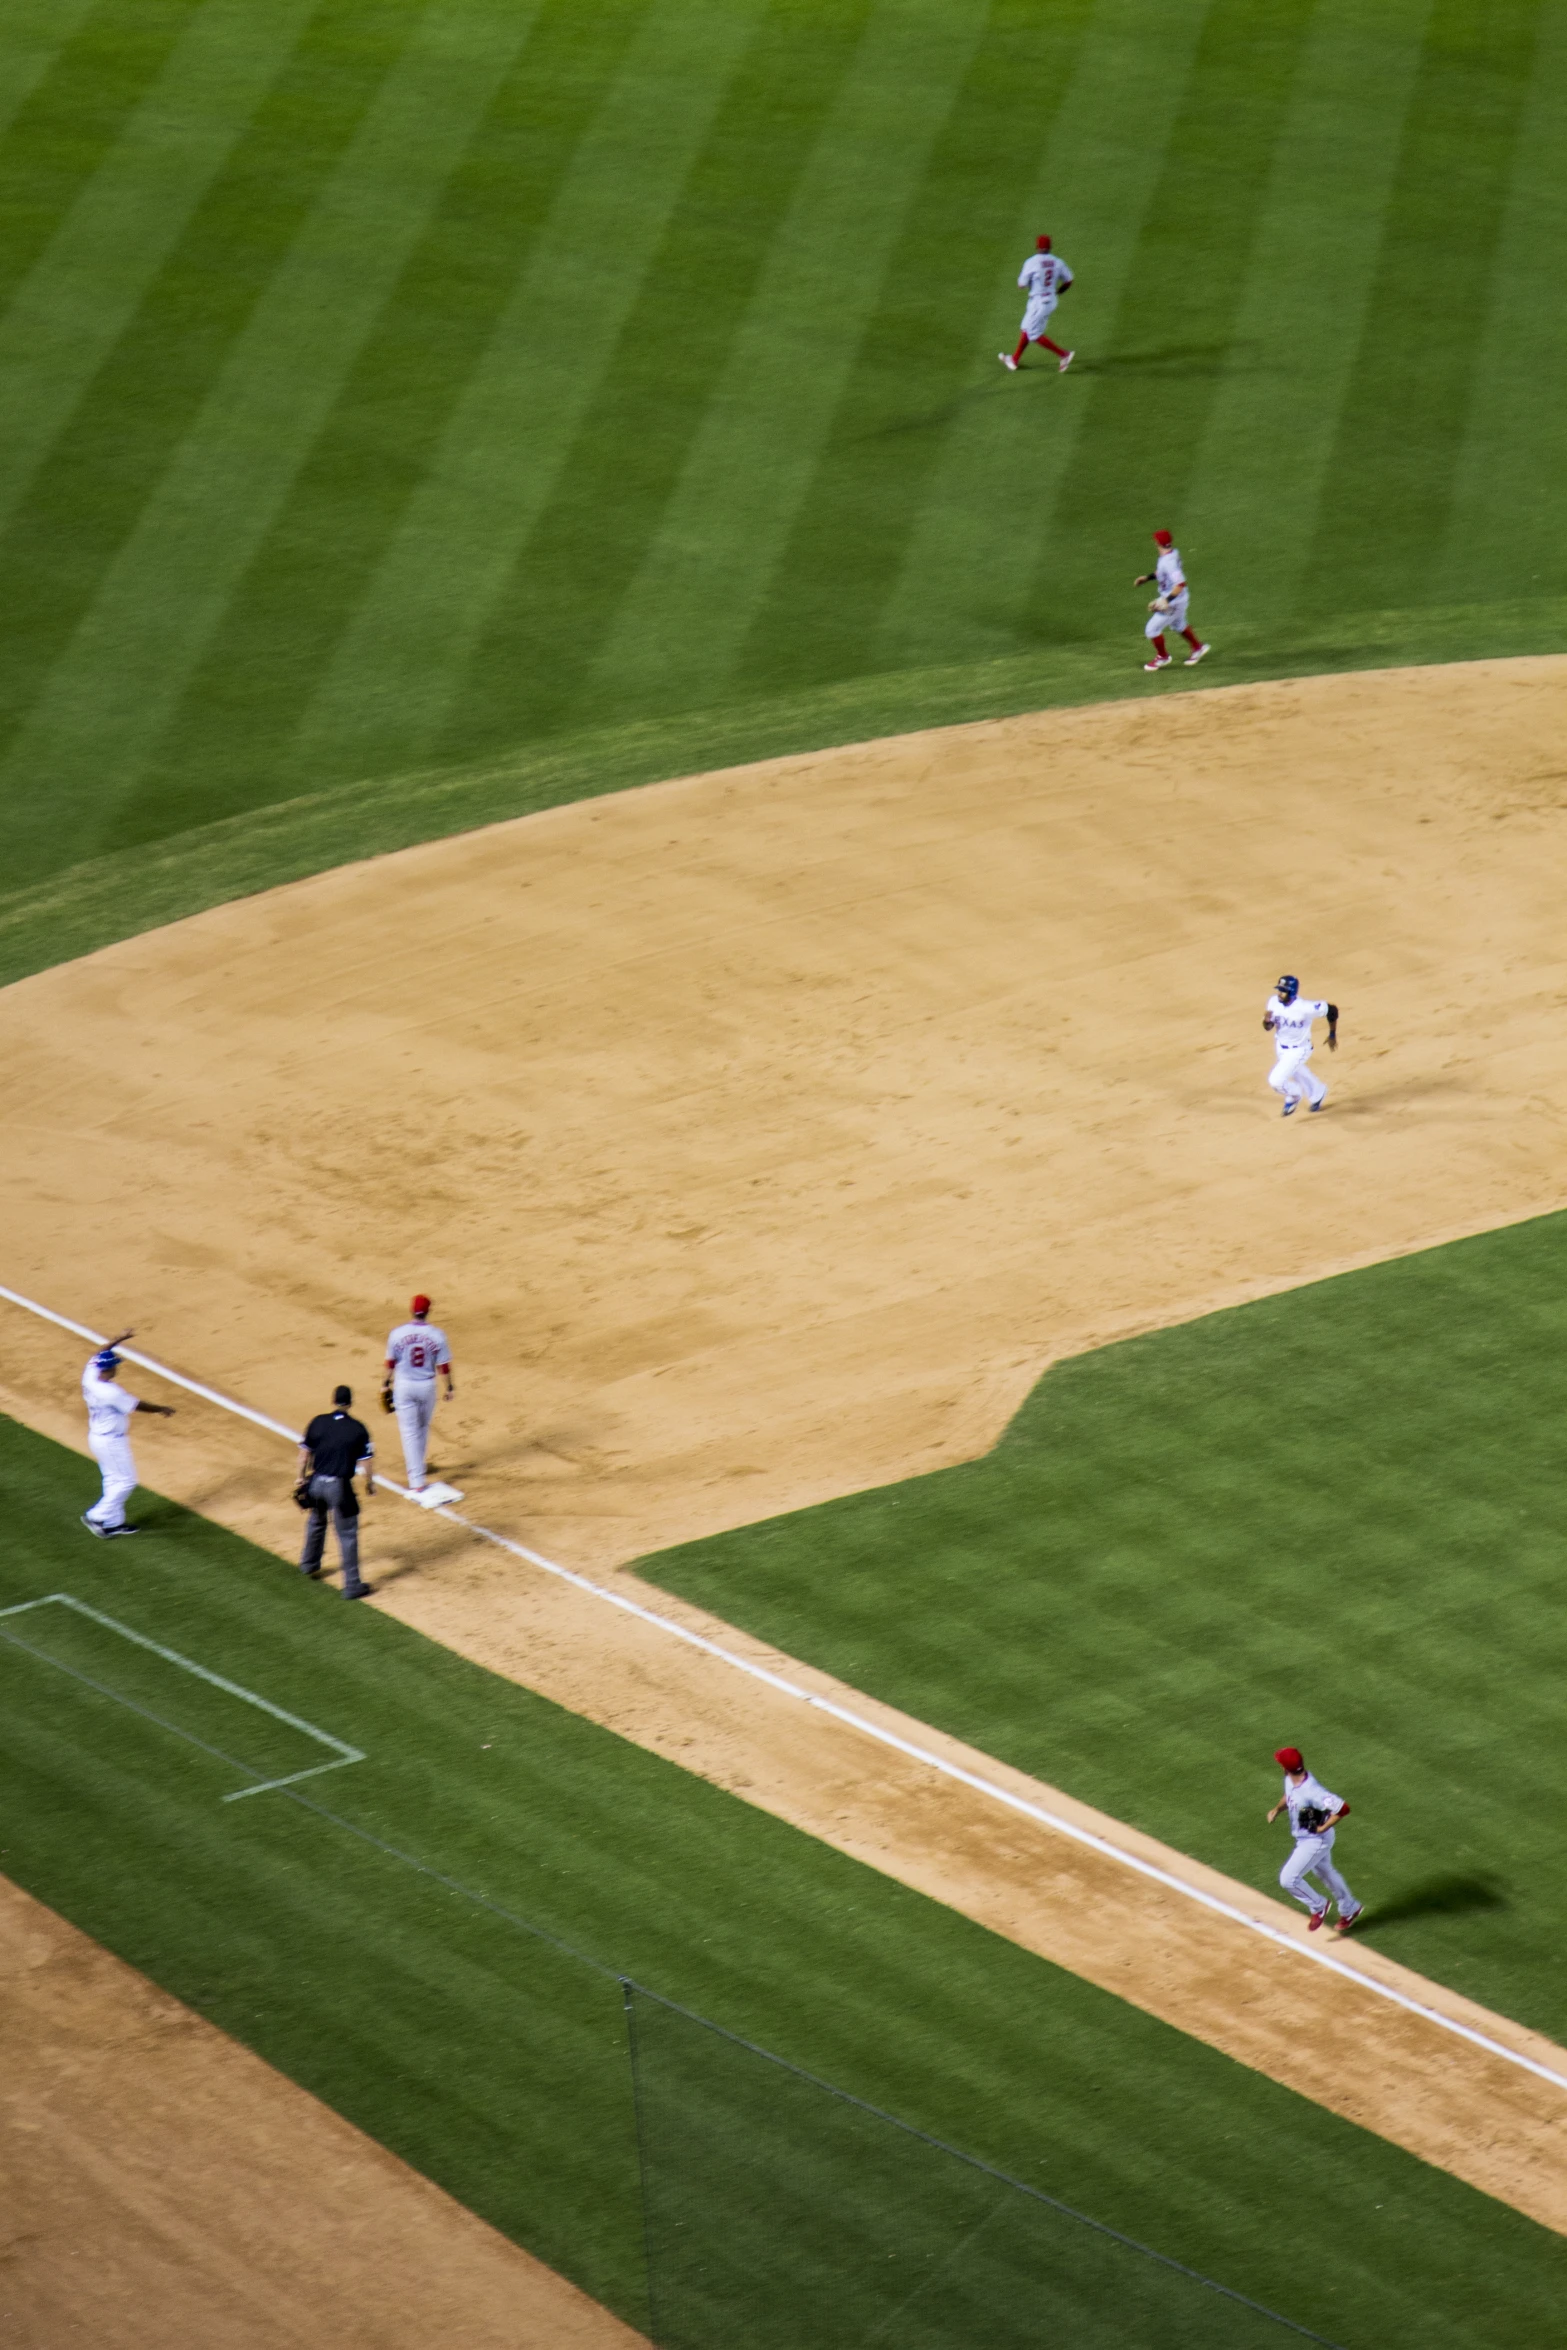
[1135,531,1207,669]
[383,1294,453,1493]
[1000,235,1074,373]
[1263,975,1338,1117]
[1268,1746,1363,1934]
[80,1332,175,1538]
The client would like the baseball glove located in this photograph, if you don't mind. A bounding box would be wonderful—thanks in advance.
[1296,1803,1331,1834]
[291,1479,315,1511]
[380,1382,395,1416]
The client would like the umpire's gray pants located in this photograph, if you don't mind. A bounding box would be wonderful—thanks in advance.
[300,1475,363,1588]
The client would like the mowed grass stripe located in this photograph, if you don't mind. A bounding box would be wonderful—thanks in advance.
[104,0,650,844]
[1,1,1564,894]
[642,1214,1567,2050]
[428,0,880,752]
[292,0,765,782]
[587,0,995,720]
[0,0,102,152]
[1183,0,1432,626]
[1307,0,1542,614]
[0,0,314,543]
[4,1419,1567,2346]
[726,0,1097,701]
[0,0,198,313]
[1437,1,1567,605]
[1030,0,1313,639]
[0,0,531,882]
[0,0,427,768]
[873,0,1208,672]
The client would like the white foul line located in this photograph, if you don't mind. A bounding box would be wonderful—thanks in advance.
[7,1277,1566,2096]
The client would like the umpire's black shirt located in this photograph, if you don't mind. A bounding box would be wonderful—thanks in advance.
[302,1410,373,1512]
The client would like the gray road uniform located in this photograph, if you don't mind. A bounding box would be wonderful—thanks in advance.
[385,1318,450,1490]
[1278,1769,1362,1926]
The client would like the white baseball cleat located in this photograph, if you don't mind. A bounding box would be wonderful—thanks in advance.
[1058,349,1074,373]
[1281,1100,1298,1117]
[1184,642,1209,664]
[1143,653,1171,671]
[998,352,1018,371]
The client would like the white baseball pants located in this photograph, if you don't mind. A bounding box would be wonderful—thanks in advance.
[1280,1834,1360,1920]
[393,1380,437,1488]
[1268,1045,1326,1108]
[1145,592,1190,639]
[1020,293,1058,340]
[87,1433,138,1530]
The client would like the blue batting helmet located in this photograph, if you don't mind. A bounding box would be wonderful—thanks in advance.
[1275,974,1299,1004]
[92,1348,122,1373]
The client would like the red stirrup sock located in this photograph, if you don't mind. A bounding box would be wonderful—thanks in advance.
[1011,335,1029,364]
[1149,634,1168,658]
[1181,627,1203,649]
[1036,335,1068,358]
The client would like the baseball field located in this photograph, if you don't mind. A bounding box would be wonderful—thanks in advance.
[3,1,1567,2344]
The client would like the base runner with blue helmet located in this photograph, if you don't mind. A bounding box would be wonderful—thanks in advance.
[1262,974,1339,1118]
[80,1328,176,1538]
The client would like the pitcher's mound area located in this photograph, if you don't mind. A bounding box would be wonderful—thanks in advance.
[4,658,1567,1573]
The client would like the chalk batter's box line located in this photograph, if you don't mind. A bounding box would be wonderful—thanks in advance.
[0,1592,363,1801]
[3,1280,1566,2100]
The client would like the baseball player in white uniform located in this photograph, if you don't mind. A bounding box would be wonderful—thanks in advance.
[80,1332,175,1537]
[1263,974,1338,1117]
[383,1294,453,1492]
[1268,1746,1363,1933]
[1000,234,1074,373]
[1134,531,1207,668]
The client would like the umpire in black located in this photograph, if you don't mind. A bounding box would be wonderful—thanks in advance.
[296,1385,374,1599]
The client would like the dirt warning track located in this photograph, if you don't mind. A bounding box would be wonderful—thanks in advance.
[4,656,1567,2236]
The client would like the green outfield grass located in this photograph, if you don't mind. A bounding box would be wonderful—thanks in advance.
[0,0,1563,959]
[644,1211,1567,2049]
[2,1413,1565,2345]
[6,6,1567,2336]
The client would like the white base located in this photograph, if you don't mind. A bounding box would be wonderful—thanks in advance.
[416,1481,464,1509]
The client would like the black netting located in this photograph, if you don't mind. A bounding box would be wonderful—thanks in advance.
[625,1985,1337,2350]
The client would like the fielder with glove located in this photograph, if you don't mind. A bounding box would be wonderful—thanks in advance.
[1267,1747,1364,1933]
[1134,530,1207,670]
[384,1293,454,1494]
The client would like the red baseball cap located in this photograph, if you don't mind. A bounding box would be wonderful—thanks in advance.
[411,1293,431,1315]
[1153,529,1174,547]
[1273,1747,1304,1771]
[1036,233,1052,249]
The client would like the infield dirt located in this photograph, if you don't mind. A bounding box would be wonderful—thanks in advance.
[5,656,1567,2247]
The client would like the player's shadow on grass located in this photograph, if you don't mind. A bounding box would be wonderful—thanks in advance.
[1075,340,1265,379]
[1356,1873,1509,1935]
[864,384,1003,438]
